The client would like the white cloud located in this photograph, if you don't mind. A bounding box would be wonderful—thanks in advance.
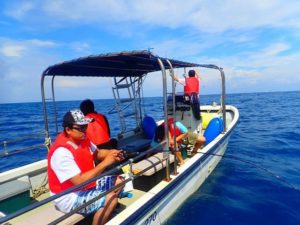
[70,42,91,53]
[0,38,60,103]
[0,45,26,57]
[4,1,34,20]
[0,38,56,58]
[260,43,290,57]
[29,39,56,47]
[212,42,300,93]
[4,0,300,33]
[1,0,300,103]
[57,78,92,88]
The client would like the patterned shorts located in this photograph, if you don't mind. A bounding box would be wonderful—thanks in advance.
[186,131,199,144]
[71,176,116,215]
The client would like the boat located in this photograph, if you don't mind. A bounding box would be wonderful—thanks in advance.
[0,50,239,225]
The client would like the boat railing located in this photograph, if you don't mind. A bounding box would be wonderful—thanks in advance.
[0,141,171,224]
[0,131,47,158]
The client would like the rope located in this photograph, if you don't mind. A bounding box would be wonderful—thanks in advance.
[32,184,49,199]
[44,137,52,150]
[29,169,49,199]
[29,136,51,199]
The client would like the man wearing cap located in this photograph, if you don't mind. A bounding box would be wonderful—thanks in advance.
[47,109,124,225]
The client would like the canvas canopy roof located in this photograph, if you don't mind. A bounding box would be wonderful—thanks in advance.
[42,50,203,77]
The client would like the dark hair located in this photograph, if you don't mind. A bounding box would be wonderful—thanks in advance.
[154,124,165,143]
[80,99,95,115]
[62,112,73,135]
[188,70,196,77]
[62,111,74,128]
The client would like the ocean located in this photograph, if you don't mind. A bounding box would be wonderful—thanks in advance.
[1,91,300,225]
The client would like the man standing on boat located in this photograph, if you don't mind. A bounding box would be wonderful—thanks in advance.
[172,69,200,95]
[47,109,124,225]
[172,69,201,120]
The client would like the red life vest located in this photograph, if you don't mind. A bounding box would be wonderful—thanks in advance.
[47,133,96,194]
[85,113,110,145]
[184,77,200,95]
[167,118,182,138]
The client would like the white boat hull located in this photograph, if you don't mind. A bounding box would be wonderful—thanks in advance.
[107,104,238,225]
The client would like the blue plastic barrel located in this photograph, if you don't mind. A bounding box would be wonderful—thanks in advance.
[142,116,157,139]
[203,117,224,145]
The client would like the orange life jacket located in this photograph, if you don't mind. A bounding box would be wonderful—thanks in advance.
[184,77,200,95]
[48,133,95,194]
[85,113,110,145]
[167,118,182,138]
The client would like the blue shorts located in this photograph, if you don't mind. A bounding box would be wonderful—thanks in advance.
[71,176,116,215]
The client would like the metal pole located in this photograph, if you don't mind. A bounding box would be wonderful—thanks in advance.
[41,74,50,148]
[51,76,58,134]
[220,68,227,132]
[157,58,171,181]
[166,59,178,175]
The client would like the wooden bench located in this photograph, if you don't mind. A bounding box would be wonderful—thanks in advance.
[132,152,174,176]
[9,198,86,225]
[131,152,175,191]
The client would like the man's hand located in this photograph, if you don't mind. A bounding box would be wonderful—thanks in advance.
[102,149,124,166]
[195,70,201,79]
[169,139,175,148]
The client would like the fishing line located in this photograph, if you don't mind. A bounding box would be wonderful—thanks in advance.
[196,151,300,193]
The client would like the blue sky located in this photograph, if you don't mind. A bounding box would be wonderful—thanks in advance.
[1,0,300,103]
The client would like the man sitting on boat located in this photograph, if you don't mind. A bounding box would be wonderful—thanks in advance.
[153,118,206,165]
[80,99,117,149]
[47,109,124,225]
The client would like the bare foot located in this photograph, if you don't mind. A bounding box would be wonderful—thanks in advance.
[178,161,185,166]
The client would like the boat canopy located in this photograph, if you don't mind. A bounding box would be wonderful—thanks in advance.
[42,50,203,77]
[40,50,227,140]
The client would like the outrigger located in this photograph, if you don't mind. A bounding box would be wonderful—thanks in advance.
[0,50,239,225]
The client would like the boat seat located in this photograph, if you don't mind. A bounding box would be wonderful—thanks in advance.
[132,152,174,176]
[120,138,152,152]
[11,202,85,225]
[118,116,157,153]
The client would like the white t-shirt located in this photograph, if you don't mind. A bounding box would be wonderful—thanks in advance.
[50,143,97,213]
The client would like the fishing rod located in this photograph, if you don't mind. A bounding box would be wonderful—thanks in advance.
[195,151,300,193]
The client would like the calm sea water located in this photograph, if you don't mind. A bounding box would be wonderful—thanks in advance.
[1,92,300,225]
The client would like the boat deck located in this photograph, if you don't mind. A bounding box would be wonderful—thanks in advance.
[7,154,193,225]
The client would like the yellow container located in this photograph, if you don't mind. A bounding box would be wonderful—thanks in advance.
[202,113,215,129]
